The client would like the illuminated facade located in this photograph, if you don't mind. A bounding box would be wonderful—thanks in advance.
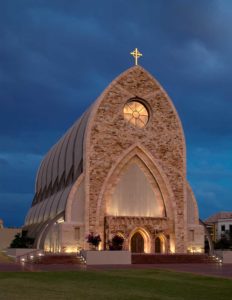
[24,65,204,253]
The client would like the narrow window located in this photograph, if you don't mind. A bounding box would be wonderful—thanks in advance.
[74,227,80,240]
[190,230,194,241]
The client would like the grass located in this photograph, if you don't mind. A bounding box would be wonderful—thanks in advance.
[0,269,231,300]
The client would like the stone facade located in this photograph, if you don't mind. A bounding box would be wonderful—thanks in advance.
[105,216,173,252]
[84,66,188,253]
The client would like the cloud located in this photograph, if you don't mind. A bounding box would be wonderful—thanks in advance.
[187,144,232,219]
[0,0,232,225]
[0,192,32,227]
[0,157,9,167]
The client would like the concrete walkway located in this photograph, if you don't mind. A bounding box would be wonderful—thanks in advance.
[1,261,232,279]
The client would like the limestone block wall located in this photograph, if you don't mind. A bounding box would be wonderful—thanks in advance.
[0,228,21,250]
[105,216,173,253]
[85,66,187,252]
[59,223,85,252]
[186,182,200,224]
[187,224,205,252]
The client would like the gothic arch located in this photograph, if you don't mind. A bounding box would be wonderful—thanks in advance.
[129,227,152,253]
[65,174,84,222]
[95,145,176,230]
[154,233,168,254]
[35,212,64,250]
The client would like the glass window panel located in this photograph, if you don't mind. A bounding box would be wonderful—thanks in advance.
[123,101,149,128]
[140,115,148,123]
[123,105,132,114]
[136,119,144,128]
[129,102,136,111]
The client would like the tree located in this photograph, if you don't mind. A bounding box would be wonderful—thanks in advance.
[10,231,34,248]
[214,236,232,250]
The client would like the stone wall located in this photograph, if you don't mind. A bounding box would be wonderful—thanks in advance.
[187,224,205,252]
[0,228,21,250]
[59,223,85,253]
[105,216,172,253]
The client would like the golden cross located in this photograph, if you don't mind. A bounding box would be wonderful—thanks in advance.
[130,48,142,65]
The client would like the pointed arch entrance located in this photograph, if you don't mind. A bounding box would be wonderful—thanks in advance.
[129,227,151,253]
[96,146,175,252]
[155,237,161,253]
[131,232,144,253]
[154,234,167,253]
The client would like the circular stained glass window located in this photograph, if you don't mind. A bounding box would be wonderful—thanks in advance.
[123,101,149,128]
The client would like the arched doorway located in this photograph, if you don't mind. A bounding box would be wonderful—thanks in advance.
[131,232,144,253]
[155,237,162,253]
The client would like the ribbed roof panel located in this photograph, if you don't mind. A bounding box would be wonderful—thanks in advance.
[57,127,73,182]
[65,119,81,177]
[34,107,91,196]
[41,148,53,190]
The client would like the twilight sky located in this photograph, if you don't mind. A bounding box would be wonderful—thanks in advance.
[1,0,232,227]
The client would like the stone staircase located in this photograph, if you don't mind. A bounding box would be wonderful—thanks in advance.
[32,253,85,265]
[132,254,220,264]
[20,252,222,265]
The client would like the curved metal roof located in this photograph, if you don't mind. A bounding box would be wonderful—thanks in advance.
[34,107,91,203]
[25,181,73,228]
[24,107,92,234]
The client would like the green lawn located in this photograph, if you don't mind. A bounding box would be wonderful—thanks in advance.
[0,269,231,300]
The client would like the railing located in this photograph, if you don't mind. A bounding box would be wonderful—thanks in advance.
[211,251,223,263]
[79,250,87,264]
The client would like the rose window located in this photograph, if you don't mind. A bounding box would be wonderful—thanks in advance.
[123,101,149,128]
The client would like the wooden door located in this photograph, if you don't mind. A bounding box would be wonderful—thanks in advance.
[131,232,144,253]
[155,237,161,253]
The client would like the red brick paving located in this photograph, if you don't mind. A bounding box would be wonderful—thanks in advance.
[0,263,28,272]
[1,261,232,279]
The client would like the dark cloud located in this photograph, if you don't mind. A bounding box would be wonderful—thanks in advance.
[0,0,232,225]
[0,158,9,167]
[0,193,32,227]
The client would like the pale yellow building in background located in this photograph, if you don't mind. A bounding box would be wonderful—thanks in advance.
[0,219,21,250]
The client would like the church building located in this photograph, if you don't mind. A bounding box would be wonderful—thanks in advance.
[24,50,204,254]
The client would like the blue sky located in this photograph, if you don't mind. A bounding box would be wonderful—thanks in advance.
[1,0,232,227]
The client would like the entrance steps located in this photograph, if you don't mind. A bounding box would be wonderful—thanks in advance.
[21,252,221,265]
[132,254,219,264]
[32,253,85,265]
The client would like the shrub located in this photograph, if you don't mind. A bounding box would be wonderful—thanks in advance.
[87,233,101,248]
[10,232,34,248]
[214,237,232,250]
[109,235,124,250]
